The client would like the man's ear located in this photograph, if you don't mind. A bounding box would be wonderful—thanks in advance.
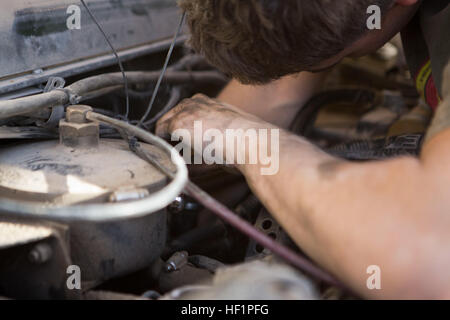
[395,0,419,6]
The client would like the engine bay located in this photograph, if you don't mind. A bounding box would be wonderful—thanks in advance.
[0,0,429,300]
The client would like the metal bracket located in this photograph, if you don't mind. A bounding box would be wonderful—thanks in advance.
[44,77,66,93]
[38,77,67,128]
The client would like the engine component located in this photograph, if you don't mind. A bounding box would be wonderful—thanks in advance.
[162,260,319,300]
[128,134,342,288]
[328,134,423,160]
[165,251,189,272]
[0,108,188,222]
[0,103,189,296]
[0,70,226,120]
[0,221,77,299]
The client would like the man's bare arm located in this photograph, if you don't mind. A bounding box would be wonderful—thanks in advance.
[236,123,450,299]
[218,72,327,128]
[156,66,450,299]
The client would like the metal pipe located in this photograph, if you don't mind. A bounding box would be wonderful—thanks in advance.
[0,112,188,222]
[0,71,227,120]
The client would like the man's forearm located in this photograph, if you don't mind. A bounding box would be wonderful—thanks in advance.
[237,128,450,298]
[218,72,327,128]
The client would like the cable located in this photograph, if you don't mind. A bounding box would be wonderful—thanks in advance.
[80,0,130,120]
[143,86,182,126]
[137,12,186,127]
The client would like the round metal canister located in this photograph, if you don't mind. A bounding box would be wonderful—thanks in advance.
[0,138,175,286]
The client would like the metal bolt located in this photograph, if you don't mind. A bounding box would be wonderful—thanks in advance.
[165,251,188,272]
[28,243,53,264]
[168,196,185,214]
[60,105,99,148]
[66,105,93,124]
[109,188,150,203]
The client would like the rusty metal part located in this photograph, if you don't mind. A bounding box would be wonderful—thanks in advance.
[65,105,92,124]
[60,105,100,148]
[59,120,100,148]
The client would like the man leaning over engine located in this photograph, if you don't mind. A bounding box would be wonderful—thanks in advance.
[156,0,450,298]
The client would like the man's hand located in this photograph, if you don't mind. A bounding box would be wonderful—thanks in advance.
[156,93,276,165]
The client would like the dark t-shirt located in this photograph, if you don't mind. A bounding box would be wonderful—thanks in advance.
[401,0,449,111]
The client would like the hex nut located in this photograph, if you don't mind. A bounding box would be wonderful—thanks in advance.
[59,119,99,148]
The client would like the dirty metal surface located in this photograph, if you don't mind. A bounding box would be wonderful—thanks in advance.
[0,138,174,204]
[0,0,179,80]
[0,221,53,249]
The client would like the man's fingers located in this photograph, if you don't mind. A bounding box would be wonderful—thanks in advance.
[155,93,225,139]
[155,118,171,139]
[155,97,201,137]
[155,107,175,138]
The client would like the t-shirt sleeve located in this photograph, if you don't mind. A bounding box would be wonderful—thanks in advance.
[401,0,449,111]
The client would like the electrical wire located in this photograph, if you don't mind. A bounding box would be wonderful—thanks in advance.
[80,0,130,120]
[137,12,186,127]
[143,86,182,127]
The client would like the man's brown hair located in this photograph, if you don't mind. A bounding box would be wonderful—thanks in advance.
[179,0,394,84]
